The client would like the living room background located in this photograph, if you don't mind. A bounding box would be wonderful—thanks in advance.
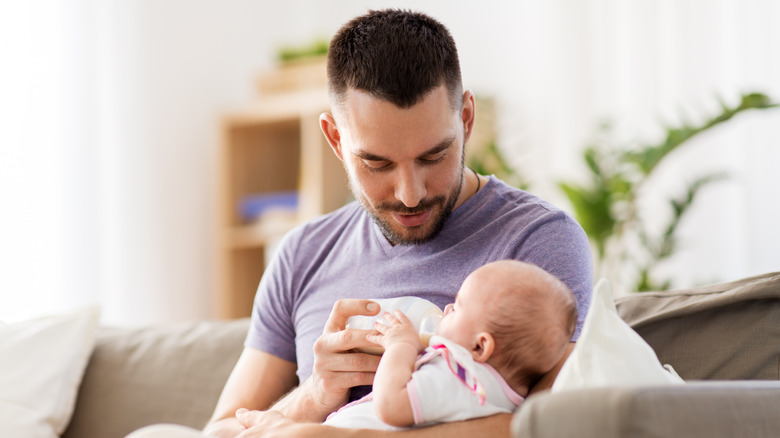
[1,0,778,325]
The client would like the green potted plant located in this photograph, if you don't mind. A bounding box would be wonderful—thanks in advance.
[559,93,777,292]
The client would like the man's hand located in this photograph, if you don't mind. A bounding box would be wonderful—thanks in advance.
[274,299,383,421]
[235,409,320,438]
[367,310,425,354]
[203,416,247,438]
[310,299,384,411]
[235,409,293,436]
[235,409,372,438]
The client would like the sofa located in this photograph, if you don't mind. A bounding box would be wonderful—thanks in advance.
[61,272,780,438]
[512,271,780,438]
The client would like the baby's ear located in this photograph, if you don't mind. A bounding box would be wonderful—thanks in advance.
[471,332,495,363]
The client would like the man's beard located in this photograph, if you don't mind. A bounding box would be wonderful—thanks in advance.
[350,165,464,246]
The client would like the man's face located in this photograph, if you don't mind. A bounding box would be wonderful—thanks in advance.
[325,85,472,245]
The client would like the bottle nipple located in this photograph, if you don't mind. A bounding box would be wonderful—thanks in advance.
[418,310,443,347]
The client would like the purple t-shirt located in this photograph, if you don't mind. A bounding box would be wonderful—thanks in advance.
[245,176,592,400]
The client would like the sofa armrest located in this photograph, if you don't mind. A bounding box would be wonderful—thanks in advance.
[512,381,780,438]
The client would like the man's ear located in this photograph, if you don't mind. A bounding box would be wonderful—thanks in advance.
[320,112,343,161]
[460,90,476,145]
[471,332,494,363]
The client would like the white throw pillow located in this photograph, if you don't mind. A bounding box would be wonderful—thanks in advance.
[0,307,99,438]
[552,279,683,392]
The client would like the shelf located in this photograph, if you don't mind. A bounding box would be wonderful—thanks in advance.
[224,212,299,249]
[222,89,330,126]
[217,83,351,319]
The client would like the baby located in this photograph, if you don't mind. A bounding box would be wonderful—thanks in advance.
[324,260,577,429]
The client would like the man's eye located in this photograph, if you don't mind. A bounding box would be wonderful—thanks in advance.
[363,160,391,171]
[420,153,446,165]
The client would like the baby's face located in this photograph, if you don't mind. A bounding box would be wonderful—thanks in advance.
[436,273,491,351]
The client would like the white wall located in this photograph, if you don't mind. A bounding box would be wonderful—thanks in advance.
[2,0,778,324]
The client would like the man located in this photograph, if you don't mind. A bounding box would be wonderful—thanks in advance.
[134,9,592,438]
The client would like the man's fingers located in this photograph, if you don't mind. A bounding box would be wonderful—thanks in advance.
[335,349,382,372]
[235,409,293,432]
[235,409,262,427]
[314,348,382,374]
[324,299,380,332]
[332,371,377,389]
[314,328,380,354]
[346,370,377,387]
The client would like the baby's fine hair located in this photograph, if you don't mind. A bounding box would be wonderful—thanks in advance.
[485,262,577,391]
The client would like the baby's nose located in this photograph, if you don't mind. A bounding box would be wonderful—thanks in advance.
[443,304,454,315]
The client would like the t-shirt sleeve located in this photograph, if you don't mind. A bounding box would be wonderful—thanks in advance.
[243,227,302,363]
[513,211,593,341]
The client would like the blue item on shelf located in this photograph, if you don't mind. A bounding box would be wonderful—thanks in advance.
[239,191,298,222]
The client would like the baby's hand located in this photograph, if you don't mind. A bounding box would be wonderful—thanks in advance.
[366,310,425,354]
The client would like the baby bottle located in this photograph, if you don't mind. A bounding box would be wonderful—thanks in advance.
[346,296,444,355]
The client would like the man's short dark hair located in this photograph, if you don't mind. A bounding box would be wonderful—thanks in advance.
[327,9,463,109]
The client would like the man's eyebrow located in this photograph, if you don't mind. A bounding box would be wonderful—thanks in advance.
[353,150,387,161]
[419,135,457,158]
[353,135,457,161]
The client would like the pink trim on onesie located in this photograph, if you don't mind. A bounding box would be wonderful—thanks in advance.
[483,362,525,405]
[406,379,425,425]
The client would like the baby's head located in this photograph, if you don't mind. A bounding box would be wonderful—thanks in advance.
[436,260,577,395]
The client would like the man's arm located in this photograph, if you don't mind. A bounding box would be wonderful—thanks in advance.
[264,299,383,422]
[236,409,512,438]
[204,348,298,437]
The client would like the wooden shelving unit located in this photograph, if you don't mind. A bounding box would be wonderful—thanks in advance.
[217,86,351,319]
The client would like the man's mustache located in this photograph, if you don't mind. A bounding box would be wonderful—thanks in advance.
[374,196,446,215]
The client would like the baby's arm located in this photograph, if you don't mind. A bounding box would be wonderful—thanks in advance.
[366,310,425,427]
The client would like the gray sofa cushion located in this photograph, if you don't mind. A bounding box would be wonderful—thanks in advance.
[513,381,780,438]
[62,318,249,438]
[615,272,780,380]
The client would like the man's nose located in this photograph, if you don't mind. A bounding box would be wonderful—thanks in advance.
[394,166,426,208]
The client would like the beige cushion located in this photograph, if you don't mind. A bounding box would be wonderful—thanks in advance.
[552,279,683,392]
[62,318,249,438]
[615,272,780,380]
[0,307,99,438]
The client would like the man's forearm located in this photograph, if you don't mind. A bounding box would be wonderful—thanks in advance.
[270,378,334,422]
[396,413,512,437]
[276,414,511,438]
[327,413,512,438]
